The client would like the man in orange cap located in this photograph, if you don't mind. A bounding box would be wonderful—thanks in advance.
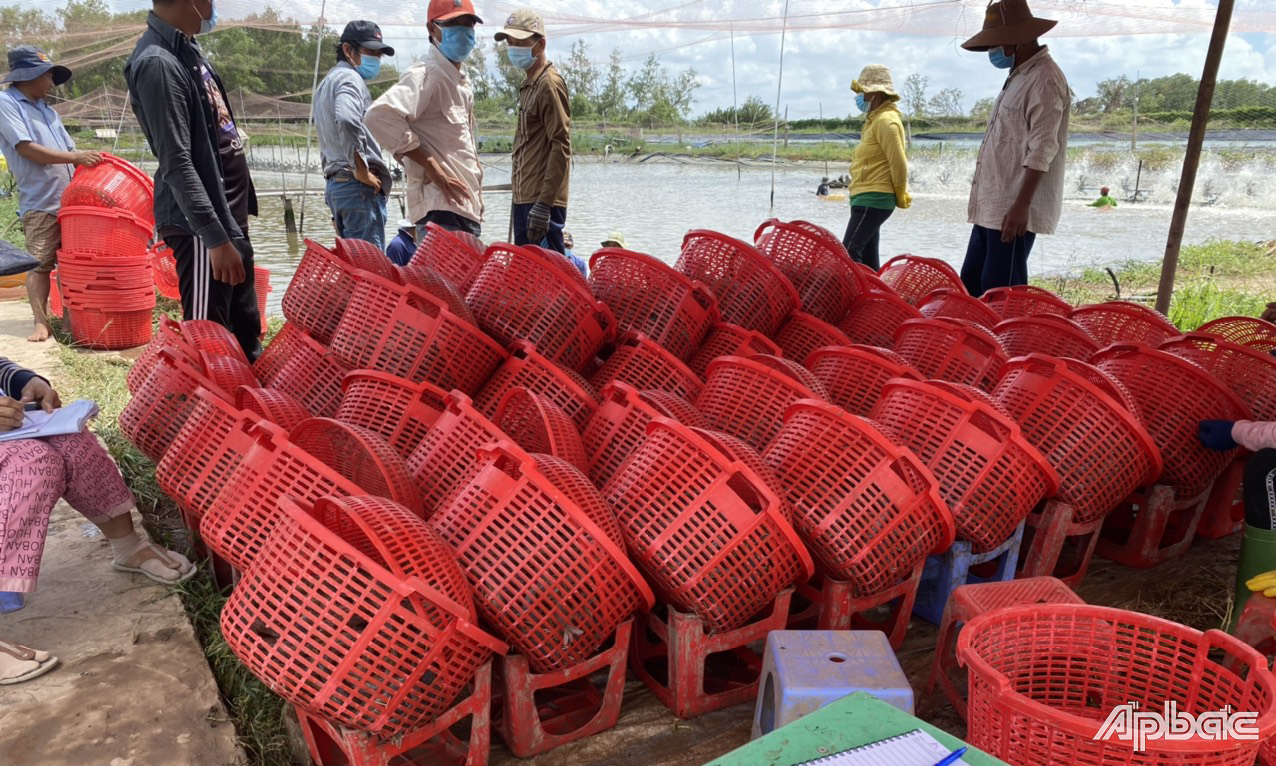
[365,0,484,239]
[959,0,1069,297]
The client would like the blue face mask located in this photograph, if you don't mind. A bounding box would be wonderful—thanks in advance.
[989,47,1015,69]
[855,93,869,113]
[355,54,380,80]
[196,0,217,35]
[507,45,536,71]
[437,26,476,63]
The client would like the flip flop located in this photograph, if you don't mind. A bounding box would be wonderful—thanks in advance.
[0,640,59,686]
[113,543,197,585]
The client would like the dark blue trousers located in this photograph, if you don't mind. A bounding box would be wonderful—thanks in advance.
[960,224,1037,297]
[512,203,568,254]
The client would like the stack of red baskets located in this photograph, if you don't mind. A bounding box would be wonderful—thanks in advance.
[58,154,156,349]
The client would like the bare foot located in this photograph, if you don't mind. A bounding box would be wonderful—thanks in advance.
[27,323,51,343]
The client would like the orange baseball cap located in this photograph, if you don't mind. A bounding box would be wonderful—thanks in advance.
[429,0,483,23]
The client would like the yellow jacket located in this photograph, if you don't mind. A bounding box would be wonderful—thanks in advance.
[849,102,911,208]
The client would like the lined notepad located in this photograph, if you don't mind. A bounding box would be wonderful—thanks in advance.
[794,728,970,766]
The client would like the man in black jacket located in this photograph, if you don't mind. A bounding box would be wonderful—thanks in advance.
[125,0,261,359]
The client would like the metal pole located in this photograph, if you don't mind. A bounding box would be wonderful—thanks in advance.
[730,22,740,180]
[820,101,827,179]
[769,0,791,212]
[1155,0,1234,315]
[298,1,329,234]
[1130,70,1139,154]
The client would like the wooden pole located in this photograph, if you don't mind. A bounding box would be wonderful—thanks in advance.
[1155,0,1234,315]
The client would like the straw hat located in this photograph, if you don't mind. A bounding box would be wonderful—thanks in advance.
[962,0,1057,52]
[851,65,899,101]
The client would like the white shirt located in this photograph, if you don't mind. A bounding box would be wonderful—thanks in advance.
[364,45,483,224]
[968,48,1070,235]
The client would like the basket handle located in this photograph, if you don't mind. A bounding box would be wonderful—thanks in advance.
[402,576,509,654]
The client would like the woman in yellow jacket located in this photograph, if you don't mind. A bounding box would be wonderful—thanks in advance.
[843,65,911,270]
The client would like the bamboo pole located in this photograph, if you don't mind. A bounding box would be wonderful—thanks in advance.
[1155,0,1234,315]
[769,0,791,212]
[297,0,328,234]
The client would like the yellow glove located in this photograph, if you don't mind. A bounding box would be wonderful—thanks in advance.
[896,192,912,210]
[1246,570,1276,598]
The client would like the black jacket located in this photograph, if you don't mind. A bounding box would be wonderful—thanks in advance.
[125,13,257,248]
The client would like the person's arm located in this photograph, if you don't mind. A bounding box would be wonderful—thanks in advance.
[535,74,572,207]
[0,96,99,168]
[880,118,910,209]
[365,68,467,205]
[1000,75,1066,242]
[331,73,379,192]
[0,357,43,400]
[1234,421,1276,452]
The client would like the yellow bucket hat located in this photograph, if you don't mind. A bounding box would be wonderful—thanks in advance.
[851,64,900,101]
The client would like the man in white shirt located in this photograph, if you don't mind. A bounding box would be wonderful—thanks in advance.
[959,0,1069,296]
[365,0,484,239]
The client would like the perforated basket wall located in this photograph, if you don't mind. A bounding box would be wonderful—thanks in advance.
[289,418,423,513]
[394,261,476,325]
[336,372,450,459]
[281,240,364,345]
[918,288,1002,330]
[62,153,154,221]
[837,290,923,348]
[993,315,1101,362]
[406,391,512,517]
[473,341,600,430]
[408,222,487,293]
[582,381,707,488]
[235,386,313,432]
[980,285,1071,319]
[256,325,352,418]
[198,351,258,396]
[805,345,923,416]
[1197,316,1276,352]
[674,229,801,335]
[687,322,783,379]
[335,237,401,281]
[588,331,704,401]
[772,311,851,364]
[893,318,1008,391]
[1161,333,1276,421]
[155,387,263,523]
[119,349,227,462]
[1070,301,1178,347]
[877,255,965,305]
[493,387,589,472]
[695,354,828,450]
[754,218,861,324]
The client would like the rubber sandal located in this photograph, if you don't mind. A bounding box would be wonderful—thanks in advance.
[0,640,59,685]
[112,543,197,585]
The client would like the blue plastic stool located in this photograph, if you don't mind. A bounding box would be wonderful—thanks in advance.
[913,520,1026,626]
[751,630,913,740]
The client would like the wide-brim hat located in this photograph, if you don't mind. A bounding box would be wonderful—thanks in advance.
[3,45,71,86]
[962,0,1057,51]
[851,64,899,101]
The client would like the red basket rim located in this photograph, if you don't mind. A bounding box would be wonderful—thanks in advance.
[994,313,1098,337]
[1070,300,1176,330]
[705,354,821,400]
[1197,316,1276,340]
[980,284,1071,310]
[956,602,1276,746]
[339,369,452,400]
[610,330,704,384]
[753,218,859,271]
[72,152,154,189]
[423,221,482,254]
[287,416,423,508]
[57,204,152,230]
[703,321,783,354]
[879,254,964,285]
[1162,331,1276,371]
[895,316,1006,353]
[486,241,602,308]
[505,339,600,401]
[856,288,922,316]
[804,343,922,377]
[588,247,714,299]
[918,287,1002,323]
[681,228,803,308]
[1091,342,1254,419]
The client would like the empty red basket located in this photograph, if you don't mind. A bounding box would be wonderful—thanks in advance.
[221,494,505,736]
[431,443,654,672]
[236,386,312,431]
[395,261,475,325]
[1197,316,1276,352]
[62,153,154,221]
[754,218,861,325]
[1093,344,1253,499]
[129,317,246,393]
[155,386,263,523]
[152,244,180,300]
[68,306,153,350]
[474,340,600,430]
[838,290,923,348]
[199,350,258,396]
[805,345,923,416]
[958,603,1276,766]
[290,417,423,513]
[281,239,366,345]
[254,266,271,337]
[687,322,782,379]
[336,371,449,458]
[1070,301,1178,347]
[893,318,1008,391]
[772,311,851,364]
[589,331,703,401]
[120,348,228,462]
[467,243,616,371]
[877,255,964,305]
[58,206,152,258]
[407,391,512,517]
[695,354,828,451]
[918,288,1001,330]
[582,381,707,488]
[870,378,1060,552]
[993,315,1100,362]
[993,354,1163,525]
[588,248,720,361]
[602,417,813,633]
[675,229,801,335]
[255,323,352,418]
[1162,332,1276,421]
[328,268,506,394]
[409,222,487,293]
[763,400,953,596]
[980,285,1071,319]
[494,387,588,472]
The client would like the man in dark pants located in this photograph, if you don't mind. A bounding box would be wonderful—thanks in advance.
[125,0,260,359]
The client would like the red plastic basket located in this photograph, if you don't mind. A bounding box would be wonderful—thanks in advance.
[980,285,1071,319]
[57,206,152,258]
[333,237,399,281]
[763,399,953,595]
[754,218,861,324]
[406,391,512,517]
[601,417,813,632]
[918,287,1002,330]
[152,244,180,300]
[686,322,782,379]
[254,266,271,337]
[772,311,851,364]
[235,386,312,431]
[129,317,245,393]
[155,388,265,523]
[993,314,1101,361]
[395,261,475,325]
[1070,301,1178,347]
[221,495,504,736]
[589,331,704,401]
[837,289,923,348]
[675,229,801,335]
[329,269,506,394]
[48,269,63,316]
[581,381,707,488]
[62,153,154,221]
[59,251,154,295]
[695,354,828,451]
[467,243,616,371]
[336,371,450,458]
[290,417,423,512]
[693,425,797,524]
[119,348,227,462]
[67,306,153,350]
[493,387,588,472]
[1161,332,1276,421]
[473,340,600,430]
[587,248,720,361]
[957,603,1276,766]
[877,255,964,305]
[869,378,1060,551]
[198,351,258,396]
[431,443,653,672]
[408,222,487,292]
[993,354,1164,525]
[805,345,923,416]
[281,240,364,345]
[252,321,304,384]
[1197,316,1276,352]
[893,318,1008,391]
[1093,344,1253,499]
[255,324,352,418]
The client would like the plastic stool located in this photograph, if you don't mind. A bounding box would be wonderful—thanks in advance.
[752,631,913,740]
[913,521,1026,626]
[630,588,793,719]
[1232,593,1276,660]
[494,620,632,757]
[1097,484,1210,568]
[787,561,925,650]
[295,660,492,766]
[1017,500,1104,587]
[1198,456,1247,539]
[926,576,1083,721]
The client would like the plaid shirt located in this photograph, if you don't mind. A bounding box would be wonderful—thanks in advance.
[968,48,1070,235]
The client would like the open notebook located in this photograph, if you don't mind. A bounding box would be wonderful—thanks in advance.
[794,728,971,766]
[0,399,99,443]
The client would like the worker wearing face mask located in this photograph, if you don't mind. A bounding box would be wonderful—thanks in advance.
[366,0,485,240]
[314,21,395,249]
[843,64,909,272]
[959,0,1069,297]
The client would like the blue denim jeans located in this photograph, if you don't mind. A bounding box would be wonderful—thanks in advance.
[325,178,387,249]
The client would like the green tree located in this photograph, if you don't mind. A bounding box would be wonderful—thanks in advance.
[596,49,628,124]
[927,87,964,117]
[902,73,928,118]
[970,96,995,119]
[559,39,599,118]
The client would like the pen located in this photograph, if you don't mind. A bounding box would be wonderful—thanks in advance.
[932,746,967,766]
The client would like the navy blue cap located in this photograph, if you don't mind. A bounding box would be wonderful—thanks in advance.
[340,21,395,57]
[3,45,71,86]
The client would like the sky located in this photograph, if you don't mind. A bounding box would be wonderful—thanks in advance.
[28,0,1276,118]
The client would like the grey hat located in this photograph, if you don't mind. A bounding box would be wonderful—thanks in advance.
[3,45,71,86]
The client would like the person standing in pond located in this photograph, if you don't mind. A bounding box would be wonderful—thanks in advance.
[959,0,1068,297]
[314,21,394,249]
[842,65,910,271]
[365,0,484,240]
[1089,186,1118,209]
[498,9,571,254]
[126,0,261,360]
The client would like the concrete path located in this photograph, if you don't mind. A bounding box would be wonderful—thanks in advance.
[0,297,244,766]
